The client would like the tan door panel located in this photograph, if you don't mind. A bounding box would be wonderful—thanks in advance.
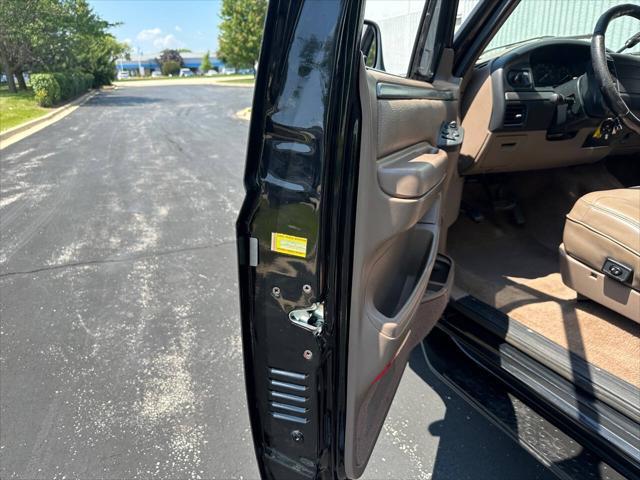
[343,62,459,478]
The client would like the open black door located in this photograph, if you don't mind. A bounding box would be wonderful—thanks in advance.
[237,0,461,478]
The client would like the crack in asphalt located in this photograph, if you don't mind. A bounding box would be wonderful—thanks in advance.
[0,239,235,278]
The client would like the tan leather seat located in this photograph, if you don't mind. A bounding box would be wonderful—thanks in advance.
[560,188,640,322]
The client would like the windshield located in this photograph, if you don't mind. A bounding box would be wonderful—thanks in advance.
[469,0,640,62]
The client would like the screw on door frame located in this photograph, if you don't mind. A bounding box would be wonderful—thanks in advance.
[291,430,304,443]
[272,287,281,298]
[302,284,312,294]
[303,350,313,360]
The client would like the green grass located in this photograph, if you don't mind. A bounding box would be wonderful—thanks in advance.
[0,86,48,132]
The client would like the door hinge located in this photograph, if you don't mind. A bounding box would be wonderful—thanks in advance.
[288,302,324,335]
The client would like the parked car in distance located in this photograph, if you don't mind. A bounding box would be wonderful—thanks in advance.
[205,69,218,76]
[151,71,162,78]
[222,67,236,75]
[116,71,129,80]
[179,68,194,77]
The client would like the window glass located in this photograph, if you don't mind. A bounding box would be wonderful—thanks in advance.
[469,0,640,62]
[363,0,427,76]
[455,0,482,32]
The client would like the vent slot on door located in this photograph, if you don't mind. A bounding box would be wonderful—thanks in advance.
[268,367,309,424]
[504,104,527,127]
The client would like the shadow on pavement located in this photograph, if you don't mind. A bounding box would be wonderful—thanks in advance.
[407,345,556,480]
[86,94,165,107]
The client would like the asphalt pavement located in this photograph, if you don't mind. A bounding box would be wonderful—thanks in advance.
[0,85,554,479]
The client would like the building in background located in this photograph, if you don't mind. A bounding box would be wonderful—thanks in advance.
[117,52,225,76]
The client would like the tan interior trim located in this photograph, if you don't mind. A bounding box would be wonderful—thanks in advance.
[459,65,492,164]
[560,244,640,323]
[563,188,640,290]
[343,61,457,478]
[377,143,448,198]
[458,64,640,175]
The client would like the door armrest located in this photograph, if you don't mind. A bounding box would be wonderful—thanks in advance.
[377,143,448,198]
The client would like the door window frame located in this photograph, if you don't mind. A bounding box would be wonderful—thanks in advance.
[361,0,458,81]
[408,0,459,81]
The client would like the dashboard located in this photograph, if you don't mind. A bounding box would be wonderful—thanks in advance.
[458,39,640,175]
[493,40,640,123]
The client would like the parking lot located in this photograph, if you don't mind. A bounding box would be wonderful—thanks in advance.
[0,84,553,479]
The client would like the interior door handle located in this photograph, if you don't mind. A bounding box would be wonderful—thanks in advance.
[377,143,448,199]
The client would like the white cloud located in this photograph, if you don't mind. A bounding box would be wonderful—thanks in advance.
[137,27,162,42]
[123,38,132,45]
[136,28,184,50]
[153,34,183,49]
[174,25,182,32]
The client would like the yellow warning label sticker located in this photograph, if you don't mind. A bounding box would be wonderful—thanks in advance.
[271,232,308,258]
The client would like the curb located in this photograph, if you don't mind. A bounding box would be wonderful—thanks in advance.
[0,89,100,150]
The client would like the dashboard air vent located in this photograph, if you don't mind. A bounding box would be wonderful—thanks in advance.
[504,104,527,127]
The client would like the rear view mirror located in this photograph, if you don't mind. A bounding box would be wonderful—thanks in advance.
[361,20,385,71]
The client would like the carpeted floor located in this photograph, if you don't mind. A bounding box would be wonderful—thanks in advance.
[448,165,640,387]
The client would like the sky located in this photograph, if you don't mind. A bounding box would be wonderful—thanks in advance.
[88,0,223,56]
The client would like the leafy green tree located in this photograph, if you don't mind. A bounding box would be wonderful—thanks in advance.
[217,0,266,69]
[161,60,181,76]
[75,35,129,86]
[0,0,124,92]
[201,50,212,72]
[62,0,126,83]
[0,0,63,92]
[157,49,184,69]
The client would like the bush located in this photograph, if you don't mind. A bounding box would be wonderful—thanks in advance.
[161,60,181,76]
[52,73,72,99]
[31,74,61,107]
[30,72,95,107]
[84,73,95,90]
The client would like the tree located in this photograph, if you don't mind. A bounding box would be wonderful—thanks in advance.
[161,60,181,76]
[0,0,124,92]
[217,0,266,69]
[62,0,128,86]
[0,0,63,92]
[75,35,129,86]
[201,50,212,72]
[157,49,184,70]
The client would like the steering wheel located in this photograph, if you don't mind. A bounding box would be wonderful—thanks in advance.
[591,3,640,135]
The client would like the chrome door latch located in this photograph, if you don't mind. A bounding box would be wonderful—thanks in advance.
[288,302,324,335]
